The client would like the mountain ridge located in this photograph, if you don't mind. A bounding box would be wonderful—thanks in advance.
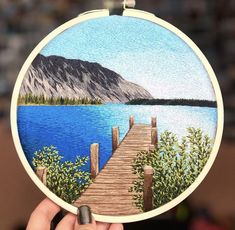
[20,54,153,103]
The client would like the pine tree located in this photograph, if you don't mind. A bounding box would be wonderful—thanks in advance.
[18,94,103,105]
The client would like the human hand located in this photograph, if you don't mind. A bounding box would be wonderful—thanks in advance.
[27,198,124,230]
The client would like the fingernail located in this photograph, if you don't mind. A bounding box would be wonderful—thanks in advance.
[77,205,92,225]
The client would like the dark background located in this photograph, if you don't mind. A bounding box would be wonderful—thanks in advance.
[0,0,235,229]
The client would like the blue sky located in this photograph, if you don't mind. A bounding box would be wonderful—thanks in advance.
[41,15,215,100]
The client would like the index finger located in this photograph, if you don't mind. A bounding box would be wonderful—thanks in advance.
[27,198,61,230]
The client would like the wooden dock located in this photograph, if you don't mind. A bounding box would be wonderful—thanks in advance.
[74,117,157,216]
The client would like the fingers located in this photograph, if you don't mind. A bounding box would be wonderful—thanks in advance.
[109,224,124,230]
[54,204,124,230]
[75,206,123,230]
[96,222,123,230]
[96,222,111,230]
[27,198,61,230]
[55,213,76,230]
[75,206,96,230]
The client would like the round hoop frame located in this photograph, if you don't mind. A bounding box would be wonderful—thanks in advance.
[11,9,224,223]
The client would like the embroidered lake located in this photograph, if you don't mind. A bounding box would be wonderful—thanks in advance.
[17,104,217,171]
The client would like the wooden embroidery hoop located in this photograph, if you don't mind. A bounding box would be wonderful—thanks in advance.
[10,9,224,223]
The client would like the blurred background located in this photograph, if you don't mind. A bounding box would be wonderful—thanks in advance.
[0,0,235,229]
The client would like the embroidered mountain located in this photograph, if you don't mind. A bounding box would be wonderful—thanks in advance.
[20,54,153,103]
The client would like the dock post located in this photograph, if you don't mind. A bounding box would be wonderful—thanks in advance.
[112,127,119,153]
[151,128,157,145]
[151,117,158,146]
[143,165,154,212]
[151,117,157,128]
[90,143,99,179]
[129,116,135,130]
[36,167,47,185]
[149,145,155,151]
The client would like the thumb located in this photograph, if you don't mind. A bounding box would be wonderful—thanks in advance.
[75,206,96,230]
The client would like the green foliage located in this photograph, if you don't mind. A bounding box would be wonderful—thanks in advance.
[129,128,212,210]
[126,98,217,108]
[32,146,92,203]
[18,93,102,105]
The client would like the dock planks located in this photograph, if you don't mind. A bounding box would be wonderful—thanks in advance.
[74,124,154,216]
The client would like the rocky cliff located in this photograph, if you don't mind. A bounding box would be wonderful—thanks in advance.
[20,54,153,103]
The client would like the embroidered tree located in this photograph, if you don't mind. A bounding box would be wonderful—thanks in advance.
[32,146,91,203]
[130,128,212,210]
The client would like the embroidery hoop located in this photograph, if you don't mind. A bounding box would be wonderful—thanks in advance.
[10,9,224,223]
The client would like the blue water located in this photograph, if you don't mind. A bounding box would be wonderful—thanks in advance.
[17,104,217,171]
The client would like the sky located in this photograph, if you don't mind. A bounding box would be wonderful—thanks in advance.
[41,15,216,101]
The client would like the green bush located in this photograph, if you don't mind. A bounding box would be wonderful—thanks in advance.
[129,127,212,210]
[32,146,92,203]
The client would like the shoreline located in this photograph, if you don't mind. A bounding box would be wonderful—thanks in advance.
[17,103,217,109]
[17,104,103,106]
[126,99,217,108]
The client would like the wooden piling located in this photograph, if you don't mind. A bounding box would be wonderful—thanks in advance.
[143,165,154,212]
[112,127,119,152]
[36,167,47,185]
[90,143,99,179]
[129,116,135,130]
[151,117,157,128]
[151,128,157,145]
[149,145,155,151]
